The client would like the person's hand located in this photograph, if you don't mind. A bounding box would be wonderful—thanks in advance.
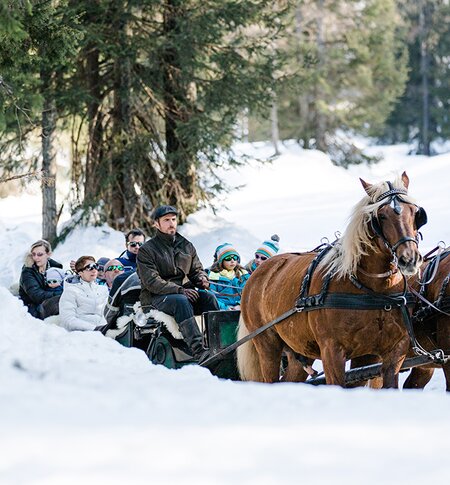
[48,282,61,289]
[69,260,76,271]
[182,288,200,303]
[199,275,210,289]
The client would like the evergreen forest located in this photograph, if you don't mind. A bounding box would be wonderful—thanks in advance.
[1,0,449,242]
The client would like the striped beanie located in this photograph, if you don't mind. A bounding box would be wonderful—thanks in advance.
[215,243,240,264]
[256,234,280,259]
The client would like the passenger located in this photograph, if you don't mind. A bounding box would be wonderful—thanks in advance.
[104,271,141,328]
[96,256,110,286]
[137,205,219,361]
[208,244,249,310]
[117,229,146,272]
[103,259,125,289]
[19,239,64,319]
[245,234,280,275]
[45,267,66,287]
[59,256,109,331]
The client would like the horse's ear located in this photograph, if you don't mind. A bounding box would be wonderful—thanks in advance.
[401,171,409,189]
[360,178,372,195]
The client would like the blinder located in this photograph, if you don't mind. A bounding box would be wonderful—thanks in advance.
[370,181,427,254]
[415,207,427,229]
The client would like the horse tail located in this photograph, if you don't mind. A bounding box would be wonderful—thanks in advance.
[237,315,263,381]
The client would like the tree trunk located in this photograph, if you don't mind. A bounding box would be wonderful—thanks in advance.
[271,99,280,155]
[162,0,197,218]
[314,0,327,152]
[419,2,430,156]
[41,69,58,244]
[110,3,136,230]
[84,45,103,203]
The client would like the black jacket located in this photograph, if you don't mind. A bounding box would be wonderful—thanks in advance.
[19,258,63,316]
[137,231,206,307]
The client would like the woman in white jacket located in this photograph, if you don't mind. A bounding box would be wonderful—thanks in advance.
[59,256,109,331]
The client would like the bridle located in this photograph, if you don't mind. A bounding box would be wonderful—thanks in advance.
[358,182,427,279]
[370,182,427,259]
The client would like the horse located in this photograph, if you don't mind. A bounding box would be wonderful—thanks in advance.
[403,247,450,391]
[237,172,427,388]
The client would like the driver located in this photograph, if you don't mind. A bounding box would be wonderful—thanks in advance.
[137,205,219,361]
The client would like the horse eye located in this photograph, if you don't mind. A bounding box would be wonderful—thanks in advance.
[378,213,387,221]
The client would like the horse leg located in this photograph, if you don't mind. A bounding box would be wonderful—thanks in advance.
[320,341,346,387]
[348,355,383,389]
[280,348,311,383]
[380,350,407,389]
[443,362,450,392]
[403,366,435,389]
[252,331,284,383]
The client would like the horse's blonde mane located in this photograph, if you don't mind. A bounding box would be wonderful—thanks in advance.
[319,175,417,279]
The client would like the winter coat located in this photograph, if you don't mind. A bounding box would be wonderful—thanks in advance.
[104,271,141,326]
[137,230,207,307]
[117,250,137,272]
[19,258,63,318]
[208,268,249,310]
[59,276,109,331]
[245,259,258,275]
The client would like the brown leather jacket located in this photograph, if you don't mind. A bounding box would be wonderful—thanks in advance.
[137,231,207,306]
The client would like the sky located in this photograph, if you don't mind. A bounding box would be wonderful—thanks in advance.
[1,140,449,484]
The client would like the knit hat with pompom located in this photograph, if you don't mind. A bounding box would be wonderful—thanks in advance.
[215,243,241,264]
[255,234,280,259]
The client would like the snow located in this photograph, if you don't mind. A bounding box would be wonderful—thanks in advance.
[1,141,450,484]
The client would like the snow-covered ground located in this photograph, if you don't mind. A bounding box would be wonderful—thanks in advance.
[1,141,449,484]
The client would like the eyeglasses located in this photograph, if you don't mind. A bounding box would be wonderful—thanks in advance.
[81,262,98,272]
[106,264,124,272]
[127,241,143,248]
[255,254,268,261]
[223,255,239,262]
[47,279,61,284]
[97,265,104,272]
[31,252,45,257]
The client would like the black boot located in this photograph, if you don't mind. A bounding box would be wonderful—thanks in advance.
[178,317,209,362]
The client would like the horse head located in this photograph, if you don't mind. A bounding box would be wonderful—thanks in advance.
[360,172,426,276]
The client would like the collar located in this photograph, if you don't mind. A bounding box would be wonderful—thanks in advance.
[155,230,177,246]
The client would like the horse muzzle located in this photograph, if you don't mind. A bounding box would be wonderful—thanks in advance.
[397,248,423,276]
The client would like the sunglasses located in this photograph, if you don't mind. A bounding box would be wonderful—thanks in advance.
[47,279,61,284]
[106,264,124,272]
[128,241,143,248]
[255,254,268,261]
[97,265,104,272]
[223,255,239,262]
[81,262,98,272]
[32,252,45,257]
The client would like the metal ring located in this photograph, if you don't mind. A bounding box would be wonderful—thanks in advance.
[384,305,392,312]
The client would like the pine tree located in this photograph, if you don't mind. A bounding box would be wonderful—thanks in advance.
[69,0,286,229]
[253,0,408,166]
[0,1,80,243]
[384,0,450,154]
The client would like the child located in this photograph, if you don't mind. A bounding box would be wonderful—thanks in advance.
[245,234,280,275]
[208,243,249,310]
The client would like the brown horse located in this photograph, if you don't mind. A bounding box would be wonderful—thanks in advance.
[403,248,450,391]
[237,172,426,388]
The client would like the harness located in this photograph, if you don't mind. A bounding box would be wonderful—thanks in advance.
[201,183,445,369]
[412,249,450,324]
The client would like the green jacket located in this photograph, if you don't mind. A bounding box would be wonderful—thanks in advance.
[137,230,207,306]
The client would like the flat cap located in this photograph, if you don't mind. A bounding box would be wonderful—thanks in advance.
[152,205,178,220]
